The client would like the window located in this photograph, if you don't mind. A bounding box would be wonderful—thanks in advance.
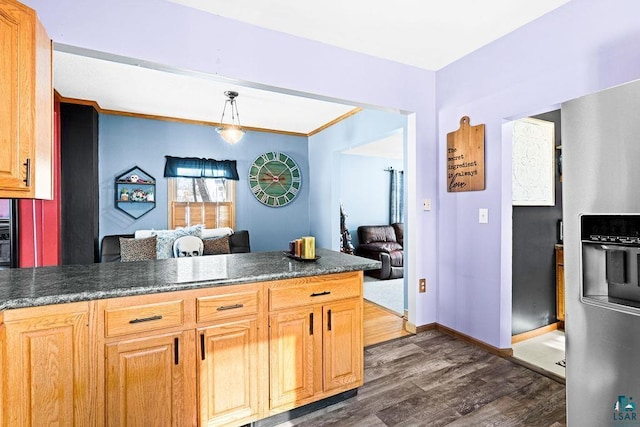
[163,156,239,230]
[168,178,236,229]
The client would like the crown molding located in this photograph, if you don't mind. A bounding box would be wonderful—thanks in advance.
[56,94,362,138]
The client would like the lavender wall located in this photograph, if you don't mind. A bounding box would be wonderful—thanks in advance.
[25,2,640,422]
[436,0,640,350]
[25,0,640,345]
[25,0,438,327]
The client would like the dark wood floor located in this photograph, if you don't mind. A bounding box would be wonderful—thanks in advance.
[277,330,566,426]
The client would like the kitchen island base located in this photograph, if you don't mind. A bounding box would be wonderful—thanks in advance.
[0,268,369,426]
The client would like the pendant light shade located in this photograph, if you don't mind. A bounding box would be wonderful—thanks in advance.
[217,91,245,144]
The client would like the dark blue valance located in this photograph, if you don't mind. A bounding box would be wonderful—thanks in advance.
[163,156,239,180]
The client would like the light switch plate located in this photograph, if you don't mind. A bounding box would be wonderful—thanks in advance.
[479,208,489,224]
[423,199,432,211]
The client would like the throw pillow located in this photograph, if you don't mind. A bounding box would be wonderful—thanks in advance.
[152,224,204,259]
[203,236,231,255]
[119,236,157,262]
[200,227,234,239]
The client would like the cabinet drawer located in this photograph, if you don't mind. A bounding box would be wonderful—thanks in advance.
[105,300,185,337]
[269,274,361,311]
[197,289,259,322]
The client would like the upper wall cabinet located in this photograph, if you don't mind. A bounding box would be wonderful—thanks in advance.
[0,0,53,199]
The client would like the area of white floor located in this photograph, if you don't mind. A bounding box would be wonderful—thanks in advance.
[512,330,566,379]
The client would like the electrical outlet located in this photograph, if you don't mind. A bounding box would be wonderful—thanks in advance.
[419,278,427,293]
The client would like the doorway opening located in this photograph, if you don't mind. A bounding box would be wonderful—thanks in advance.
[338,130,411,345]
[509,110,565,380]
[54,45,418,346]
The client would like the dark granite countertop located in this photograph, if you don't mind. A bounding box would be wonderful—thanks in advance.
[0,249,380,310]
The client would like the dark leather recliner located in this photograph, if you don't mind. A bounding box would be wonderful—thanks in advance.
[355,223,403,280]
[100,230,251,262]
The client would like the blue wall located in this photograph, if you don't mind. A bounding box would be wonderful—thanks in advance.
[339,154,403,248]
[98,111,405,253]
[309,109,407,250]
[98,114,310,252]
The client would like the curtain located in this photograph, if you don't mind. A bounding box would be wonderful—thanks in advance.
[389,168,404,224]
[164,156,239,180]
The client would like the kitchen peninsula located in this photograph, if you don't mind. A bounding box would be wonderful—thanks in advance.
[0,248,379,426]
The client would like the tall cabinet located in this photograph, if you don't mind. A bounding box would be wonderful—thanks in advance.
[0,0,53,199]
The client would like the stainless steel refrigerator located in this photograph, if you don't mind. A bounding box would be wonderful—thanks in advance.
[563,78,640,426]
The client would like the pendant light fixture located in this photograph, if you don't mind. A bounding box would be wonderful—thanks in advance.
[217,90,245,144]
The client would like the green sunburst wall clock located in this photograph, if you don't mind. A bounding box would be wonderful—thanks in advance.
[248,151,302,207]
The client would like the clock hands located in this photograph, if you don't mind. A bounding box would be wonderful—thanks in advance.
[250,152,300,207]
[259,164,289,194]
[260,172,283,182]
[260,178,288,193]
[262,164,289,182]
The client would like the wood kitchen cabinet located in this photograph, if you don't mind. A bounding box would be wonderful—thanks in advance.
[198,318,261,426]
[0,0,53,199]
[267,272,364,413]
[556,245,565,326]
[269,306,317,409]
[99,292,197,426]
[99,284,266,427]
[105,330,197,426]
[322,299,362,392]
[0,302,91,426]
[196,283,265,426]
[0,269,365,425]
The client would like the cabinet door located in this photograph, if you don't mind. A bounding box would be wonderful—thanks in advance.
[105,330,196,426]
[198,318,260,426]
[556,247,565,322]
[0,0,52,198]
[3,308,89,426]
[0,0,31,192]
[323,299,363,392]
[269,307,318,410]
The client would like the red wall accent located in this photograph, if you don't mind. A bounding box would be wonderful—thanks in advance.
[18,98,61,267]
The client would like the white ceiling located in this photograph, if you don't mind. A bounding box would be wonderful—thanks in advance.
[169,0,570,71]
[342,132,403,160]
[53,51,356,136]
[53,0,569,154]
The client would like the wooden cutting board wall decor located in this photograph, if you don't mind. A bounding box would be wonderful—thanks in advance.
[446,116,485,192]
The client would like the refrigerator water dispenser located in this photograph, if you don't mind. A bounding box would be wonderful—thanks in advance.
[582,214,640,312]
